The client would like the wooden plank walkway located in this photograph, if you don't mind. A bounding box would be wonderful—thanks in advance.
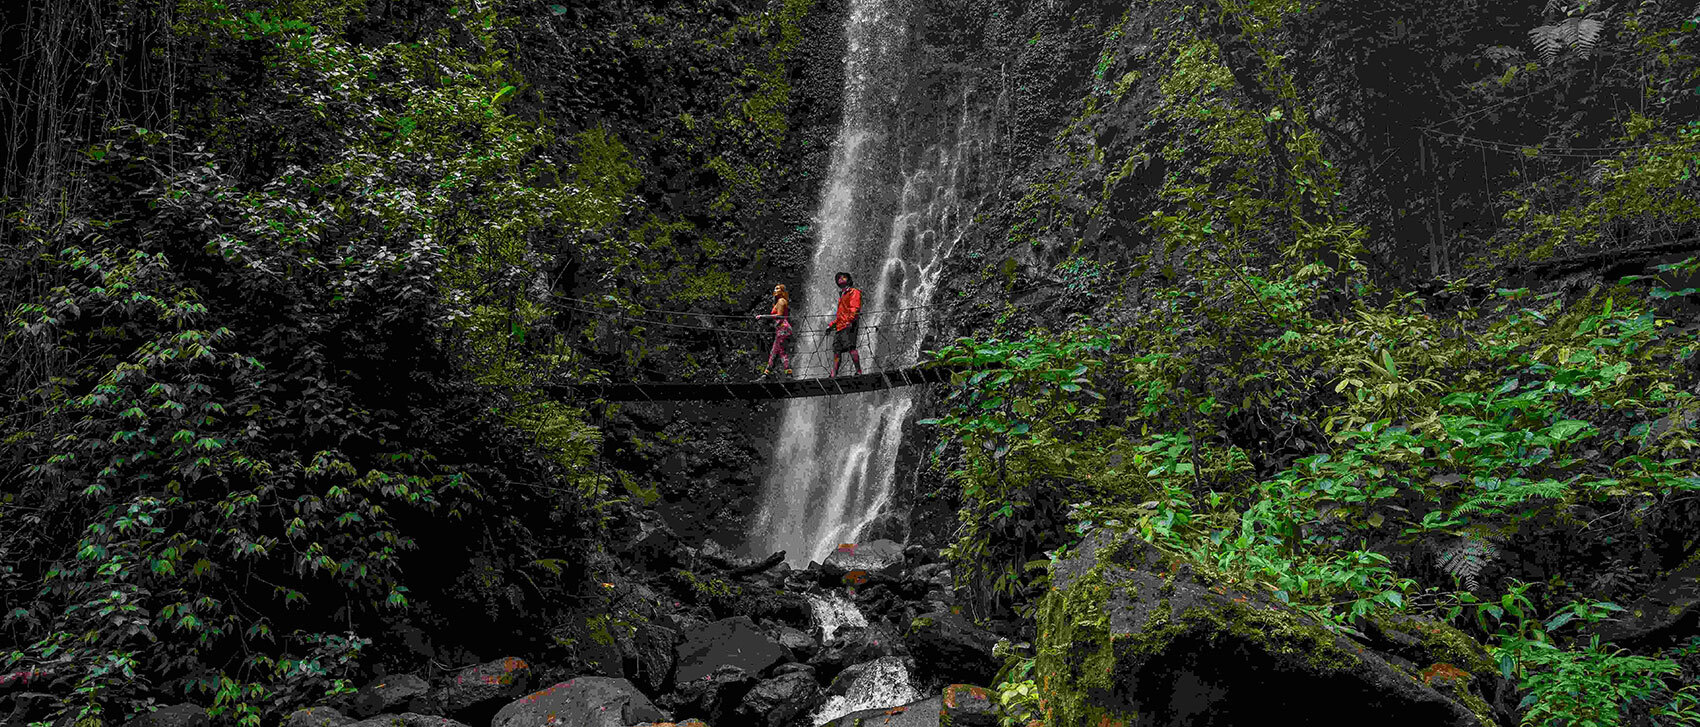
[552,364,960,401]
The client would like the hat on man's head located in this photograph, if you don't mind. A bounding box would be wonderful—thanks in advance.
[835,271,854,286]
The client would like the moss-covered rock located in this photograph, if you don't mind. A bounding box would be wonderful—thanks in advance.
[1034,530,1508,727]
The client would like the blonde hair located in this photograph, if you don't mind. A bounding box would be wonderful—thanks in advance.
[773,283,789,302]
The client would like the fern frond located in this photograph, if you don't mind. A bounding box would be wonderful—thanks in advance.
[1574,16,1604,58]
[1436,535,1497,590]
[1451,478,1568,517]
[1529,24,1563,65]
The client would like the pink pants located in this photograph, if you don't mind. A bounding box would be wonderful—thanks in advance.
[768,320,793,368]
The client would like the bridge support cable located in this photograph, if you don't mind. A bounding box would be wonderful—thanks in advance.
[545,299,973,401]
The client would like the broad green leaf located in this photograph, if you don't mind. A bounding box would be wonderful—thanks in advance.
[1548,419,1591,441]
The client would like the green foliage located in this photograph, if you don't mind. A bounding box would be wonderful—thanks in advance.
[1473,593,1696,726]
[0,0,618,722]
[921,329,1115,616]
[567,126,642,228]
[969,0,1700,722]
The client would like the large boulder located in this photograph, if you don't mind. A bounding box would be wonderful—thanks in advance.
[809,623,906,679]
[490,677,668,727]
[736,670,824,727]
[939,685,999,727]
[1593,556,1700,649]
[658,664,758,725]
[824,540,907,573]
[621,510,686,569]
[675,615,786,686]
[436,657,533,724]
[554,603,679,694]
[748,592,813,627]
[351,674,431,718]
[348,715,470,727]
[284,707,355,727]
[904,612,1000,687]
[1036,530,1512,727]
[815,657,925,726]
[818,695,942,727]
[774,625,819,662]
[119,704,208,727]
[824,657,912,698]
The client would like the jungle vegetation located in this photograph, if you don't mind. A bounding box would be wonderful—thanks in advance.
[1,0,1698,725]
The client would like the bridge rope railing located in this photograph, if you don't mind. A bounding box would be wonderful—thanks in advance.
[553,298,959,389]
[547,277,1081,398]
[551,294,948,323]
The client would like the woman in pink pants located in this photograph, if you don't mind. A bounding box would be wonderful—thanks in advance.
[756,283,793,376]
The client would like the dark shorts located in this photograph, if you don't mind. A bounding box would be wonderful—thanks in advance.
[832,323,859,353]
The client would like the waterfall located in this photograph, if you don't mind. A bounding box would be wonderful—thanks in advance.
[753,0,996,567]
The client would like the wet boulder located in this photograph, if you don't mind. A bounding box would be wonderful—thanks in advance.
[825,540,907,574]
[1593,556,1700,650]
[1036,530,1510,727]
[490,677,667,727]
[119,704,209,727]
[818,695,942,727]
[774,662,817,678]
[824,656,916,698]
[351,674,430,718]
[774,624,819,662]
[284,707,354,727]
[736,670,825,727]
[348,715,470,727]
[904,612,1000,687]
[675,615,786,686]
[696,538,759,571]
[621,510,686,569]
[749,592,813,627]
[939,684,999,727]
[555,603,679,695]
[436,657,533,723]
[659,664,758,725]
[617,620,679,695]
[809,623,906,680]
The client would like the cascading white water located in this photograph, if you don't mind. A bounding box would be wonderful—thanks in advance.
[805,592,868,644]
[806,594,920,726]
[810,656,922,725]
[754,0,995,568]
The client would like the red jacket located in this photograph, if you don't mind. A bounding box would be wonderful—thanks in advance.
[832,287,862,331]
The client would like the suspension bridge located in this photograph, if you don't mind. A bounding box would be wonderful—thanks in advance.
[545,294,962,401]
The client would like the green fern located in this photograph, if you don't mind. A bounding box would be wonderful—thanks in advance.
[1452,478,1569,518]
[1436,534,1496,590]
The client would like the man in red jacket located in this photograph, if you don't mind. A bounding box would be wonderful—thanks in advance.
[824,271,862,378]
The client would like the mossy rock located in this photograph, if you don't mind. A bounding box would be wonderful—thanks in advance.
[1033,530,1509,727]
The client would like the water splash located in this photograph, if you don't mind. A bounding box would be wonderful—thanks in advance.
[810,655,922,726]
[806,591,869,644]
[753,0,998,567]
